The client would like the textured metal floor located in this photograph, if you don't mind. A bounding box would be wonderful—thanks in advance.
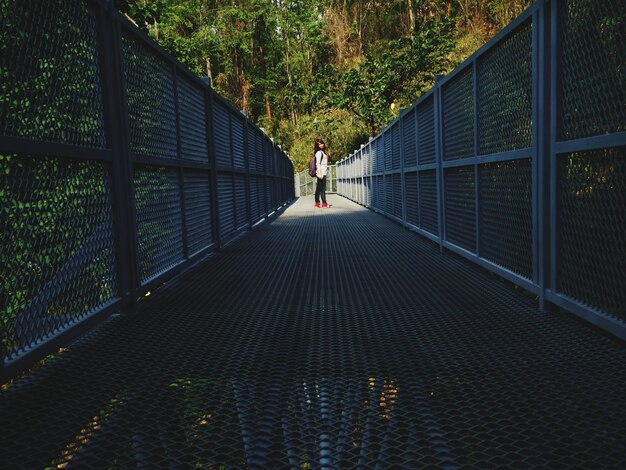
[2,196,626,469]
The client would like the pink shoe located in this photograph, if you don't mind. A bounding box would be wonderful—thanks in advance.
[315,203,321,208]
[322,203,329,208]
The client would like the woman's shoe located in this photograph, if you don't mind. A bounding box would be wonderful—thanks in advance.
[322,203,329,208]
[315,202,321,208]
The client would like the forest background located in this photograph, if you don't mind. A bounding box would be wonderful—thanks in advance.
[115,0,532,171]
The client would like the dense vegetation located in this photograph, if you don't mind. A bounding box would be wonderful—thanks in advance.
[116,0,532,171]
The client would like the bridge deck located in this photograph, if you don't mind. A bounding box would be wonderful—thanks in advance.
[2,196,626,468]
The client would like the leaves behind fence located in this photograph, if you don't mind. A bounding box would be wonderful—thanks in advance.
[122,33,177,159]
[133,166,184,282]
[1,154,117,360]
[559,148,626,321]
[0,0,106,148]
[559,0,626,140]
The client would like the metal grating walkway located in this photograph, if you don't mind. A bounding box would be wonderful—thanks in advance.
[2,196,626,469]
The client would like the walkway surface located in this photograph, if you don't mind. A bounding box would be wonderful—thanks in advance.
[2,196,626,469]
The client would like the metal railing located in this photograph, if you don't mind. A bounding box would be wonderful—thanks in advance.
[294,165,337,197]
[337,0,625,340]
[0,0,294,380]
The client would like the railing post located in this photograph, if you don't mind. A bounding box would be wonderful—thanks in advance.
[382,132,387,215]
[228,111,237,230]
[173,67,189,260]
[415,105,421,228]
[434,75,445,251]
[546,0,560,310]
[400,110,407,225]
[244,121,252,228]
[205,87,222,249]
[98,3,140,310]
[534,5,544,310]
[472,61,481,257]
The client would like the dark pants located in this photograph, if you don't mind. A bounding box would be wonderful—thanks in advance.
[315,176,327,204]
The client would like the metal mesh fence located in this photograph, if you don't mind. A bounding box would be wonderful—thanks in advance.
[255,132,264,172]
[258,176,268,215]
[1,0,294,379]
[392,123,401,170]
[134,166,184,282]
[1,153,117,360]
[384,130,393,172]
[122,34,177,159]
[247,127,258,170]
[232,115,245,169]
[296,166,337,197]
[417,97,436,165]
[480,159,533,279]
[178,77,207,162]
[419,170,438,235]
[405,172,418,226]
[213,99,231,167]
[559,0,626,140]
[559,148,626,321]
[478,22,533,155]
[392,173,402,218]
[402,109,417,167]
[376,138,385,173]
[250,177,260,220]
[0,0,105,147]
[218,173,236,238]
[445,166,476,251]
[385,176,393,214]
[234,174,247,230]
[184,171,213,255]
[442,68,474,161]
[336,0,626,346]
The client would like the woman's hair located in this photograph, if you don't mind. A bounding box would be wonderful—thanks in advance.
[314,138,325,153]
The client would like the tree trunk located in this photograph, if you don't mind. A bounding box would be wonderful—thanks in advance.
[265,93,272,120]
[407,0,415,38]
[206,57,213,86]
[375,2,382,40]
[241,80,252,117]
[356,0,364,55]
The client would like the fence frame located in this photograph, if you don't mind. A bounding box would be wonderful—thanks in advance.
[1,0,294,381]
[336,0,626,341]
[295,165,337,197]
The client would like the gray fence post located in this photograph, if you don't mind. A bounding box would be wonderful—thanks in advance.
[99,4,140,308]
[434,75,445,252]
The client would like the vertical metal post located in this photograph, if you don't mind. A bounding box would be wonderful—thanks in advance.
[415,104,421,228]
[173,67,189,260]
[434,76,445,251]
[205,88,222,249]
[400,110,407,225]
[534,6,545,309]
[98,6,140,308]
[473,61,481,257]
[549,0,560,300]
[369,143,373,206]
[244,121,252,228]
[382,132,387,214]
[361,151,366,204]
[228,111,236,230]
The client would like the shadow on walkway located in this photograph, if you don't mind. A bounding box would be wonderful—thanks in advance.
[1,196,625,468]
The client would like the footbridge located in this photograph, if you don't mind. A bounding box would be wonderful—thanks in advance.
[1,0,625,468]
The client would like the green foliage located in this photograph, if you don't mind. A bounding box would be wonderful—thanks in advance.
[333,16,455,136]
[1,154,117,358]
[110,0,531,171]
[272,108,369,171]
[0,0,106,146]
